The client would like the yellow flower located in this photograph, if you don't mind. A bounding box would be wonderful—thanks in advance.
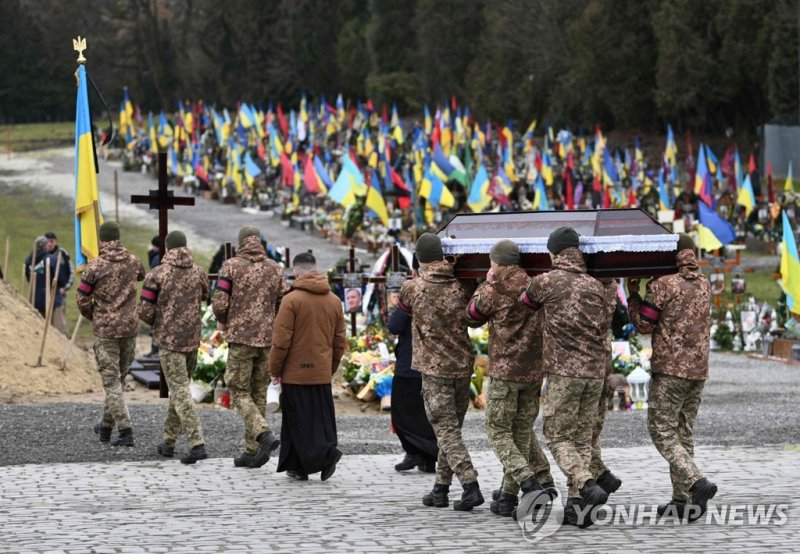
[357,338,366,348]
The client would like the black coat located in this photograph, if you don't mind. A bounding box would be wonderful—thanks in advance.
[387,308,419,379]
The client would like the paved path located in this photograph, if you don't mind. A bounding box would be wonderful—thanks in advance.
[1,446,797,552]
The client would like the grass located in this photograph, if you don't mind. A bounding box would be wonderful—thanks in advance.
[3,122,74,153]
[0,183,211,339]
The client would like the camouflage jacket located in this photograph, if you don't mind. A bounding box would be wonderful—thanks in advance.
[598,278,619,378]
[399,260,475,378]
[76,240,145,339]
[522,247,615,380]
[211,235,283,348]
[466,265,543,382]
[139,247,209,353]
[628,250,711,381]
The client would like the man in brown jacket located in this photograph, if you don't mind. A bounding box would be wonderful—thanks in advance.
[628,233,716,521]
[399,233,483,512]
[76,222,145,447]
[270,252,346,481]
[466,239,555,518]
[139,231,209,464]
[212,226,283,469]
[522,227,616,528]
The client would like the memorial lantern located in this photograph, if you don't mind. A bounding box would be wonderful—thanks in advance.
[627,366,651,410]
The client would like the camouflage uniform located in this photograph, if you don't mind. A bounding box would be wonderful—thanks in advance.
[523,247,615,499]
[628,249,711,503]
[212,236,283,454]
[466,264,551,494]
[589,279,618,479]
[77,240,144,430]
[139,247,209,448]
[399,259,477,486]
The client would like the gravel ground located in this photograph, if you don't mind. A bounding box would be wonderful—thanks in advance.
[1,352,798,466]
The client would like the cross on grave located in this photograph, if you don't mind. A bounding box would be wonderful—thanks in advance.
[329,245,407,336]
[131,151,196,256]
[130,151,195,397]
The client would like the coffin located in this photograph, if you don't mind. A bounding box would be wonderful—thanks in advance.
[436,209,678,279]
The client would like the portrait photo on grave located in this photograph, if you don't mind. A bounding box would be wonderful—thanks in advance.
[710,272,726,295]
[344,287,362,314]
[732,276,746,295]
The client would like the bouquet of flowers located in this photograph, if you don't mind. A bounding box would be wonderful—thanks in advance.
[469,325,489,356]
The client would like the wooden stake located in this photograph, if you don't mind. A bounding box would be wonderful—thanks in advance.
[20,263,25,295]
[44,257,51,323]
[114,170,119,223]
[36,253,61,367]
[28,239,38,304]
[2,237,9,281]
[60,314,83,370]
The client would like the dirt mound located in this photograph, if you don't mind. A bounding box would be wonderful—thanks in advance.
[0,280,100,401]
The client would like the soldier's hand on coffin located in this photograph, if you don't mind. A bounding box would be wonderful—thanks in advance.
[627,278,641,294]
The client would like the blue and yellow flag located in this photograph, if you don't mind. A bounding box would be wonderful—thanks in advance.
[781,212,800,313]
[74,64,103,269]
[467,165,491,212]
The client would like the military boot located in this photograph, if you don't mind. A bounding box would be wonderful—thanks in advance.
[453,481,485,511]
[596,470,622,494]
[541,481,558,499]
[94,423,112,443]
[658,501,689,519]
[563,497,596,529]
[417,460,436,473]
[394,453,424,472]
[490,492,518,517]
[579,478,608,507]
[156,443,175,458]
[110,428,134,447]
[422,484,449,507]
[233,452,255,468]
[688,478,718,521]
[180,445,208,465]
[491,479,505,502]
[251,431,280,468]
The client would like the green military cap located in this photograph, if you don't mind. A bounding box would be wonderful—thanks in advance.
[489,239,520,266]
[237,226,260,246]
[415,232,443,263]
[99,221,120,242]
[547,226,580,255]
[165,230,187,250]
[677,233,695,252]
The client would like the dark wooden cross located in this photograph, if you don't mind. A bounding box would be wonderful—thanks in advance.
[130,151,195,397]
[131,152,196,256]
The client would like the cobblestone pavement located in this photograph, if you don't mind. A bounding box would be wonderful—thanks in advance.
[0,446,797,552]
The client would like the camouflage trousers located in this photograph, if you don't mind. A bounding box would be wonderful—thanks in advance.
[421,374,477,486]
[590,379,611,478]
[225,343,271,454]
[94,336,136,430]
[485,377,552,495]
[647,372,705,503]
[542,373,604,499]
[161,350,205,448]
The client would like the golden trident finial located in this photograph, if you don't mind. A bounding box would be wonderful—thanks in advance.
[73,36,87,64]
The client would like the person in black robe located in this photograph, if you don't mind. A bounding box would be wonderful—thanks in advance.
[387,257,438,473]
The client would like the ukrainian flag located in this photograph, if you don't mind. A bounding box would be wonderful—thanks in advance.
[329,157,366,208]
[737,174,756,216]
[781,211,800,312]
[467,165,491,212]
[420,164,455,208]
[697,200,736,252]
[74,64,103,269]
[533,175,549,211]
[244,151,262,187]
[366,171,389,226]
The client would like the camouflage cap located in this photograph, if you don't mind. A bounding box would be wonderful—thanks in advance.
[547,226,579,255]
[415,232,443,263]
[99,221,120,242]
[165,230,187,250]
[237,226,260,245]
[677,232,695,252]
[490,239,520,266]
